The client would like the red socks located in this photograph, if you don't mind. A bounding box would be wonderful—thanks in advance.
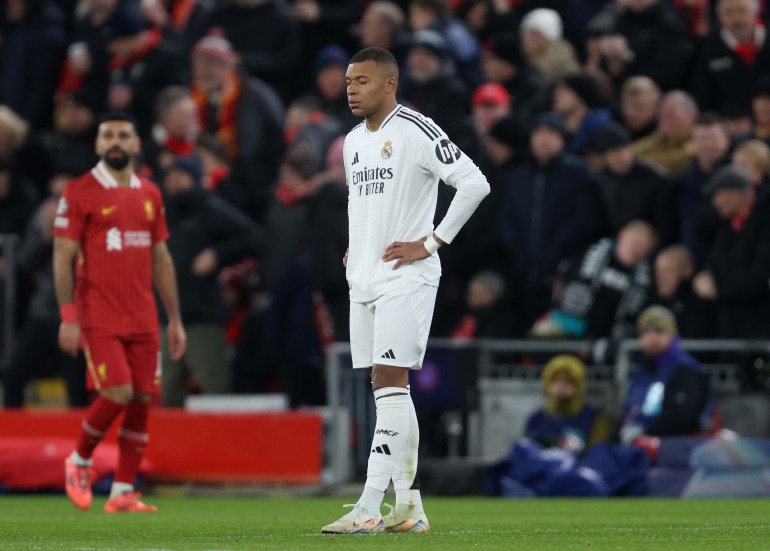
[114,400,150,485]
[76,396,125,459]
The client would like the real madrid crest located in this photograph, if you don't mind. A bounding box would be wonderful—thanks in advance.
[381,140,393,159]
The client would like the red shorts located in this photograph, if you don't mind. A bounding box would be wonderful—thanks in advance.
[81,329,161,395]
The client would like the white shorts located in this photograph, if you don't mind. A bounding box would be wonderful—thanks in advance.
[350,281,438,369]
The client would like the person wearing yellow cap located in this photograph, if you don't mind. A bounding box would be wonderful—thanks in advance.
[619,305,715,445]
[524,354,612,455]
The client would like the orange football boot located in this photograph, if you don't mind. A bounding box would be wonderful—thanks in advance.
[64,457,94,510]
[104,492,158,513]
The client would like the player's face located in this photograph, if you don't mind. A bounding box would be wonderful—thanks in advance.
[96,120,139,170]
[346,60,395,118]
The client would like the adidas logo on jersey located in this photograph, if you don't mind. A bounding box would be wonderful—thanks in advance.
[352,152,359,165]
[381,349,396,360]
[371,444,392,455]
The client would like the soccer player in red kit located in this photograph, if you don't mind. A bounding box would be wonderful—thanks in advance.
[53,112,186,513]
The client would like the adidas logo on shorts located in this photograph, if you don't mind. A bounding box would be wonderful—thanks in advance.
[381,349,396,360]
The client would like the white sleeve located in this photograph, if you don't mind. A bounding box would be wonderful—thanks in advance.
[433,154,490,244]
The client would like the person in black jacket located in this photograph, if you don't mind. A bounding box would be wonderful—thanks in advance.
[160,154,264,406]
[592,121,678,246]
[692,0,770,116]
[694,164,770,338]
[500,112,606,329]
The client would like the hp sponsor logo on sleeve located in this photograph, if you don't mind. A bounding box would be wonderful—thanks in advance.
[435,139,461,164]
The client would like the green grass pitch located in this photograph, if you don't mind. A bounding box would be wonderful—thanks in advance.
[1,496,768,550]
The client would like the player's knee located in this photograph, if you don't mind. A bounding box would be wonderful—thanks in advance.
[371,364,409,391]
[101,385,134,404]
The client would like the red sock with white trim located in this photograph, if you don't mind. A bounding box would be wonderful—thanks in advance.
[114,400,150,489]
[74,396,125,462]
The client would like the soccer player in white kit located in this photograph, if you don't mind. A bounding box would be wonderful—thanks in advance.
[321,47,490,534]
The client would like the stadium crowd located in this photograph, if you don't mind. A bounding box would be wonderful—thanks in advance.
[0,0,769,408]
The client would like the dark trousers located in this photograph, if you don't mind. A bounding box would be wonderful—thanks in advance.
[2,316,87,408]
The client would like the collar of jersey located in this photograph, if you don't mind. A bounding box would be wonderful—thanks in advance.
[365,104,403,134]
[91,161,141,189]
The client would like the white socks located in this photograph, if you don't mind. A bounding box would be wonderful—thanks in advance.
[360,386,411,513]
[70,450,92,467]
[109,482,133,499]
[392,389,424,514]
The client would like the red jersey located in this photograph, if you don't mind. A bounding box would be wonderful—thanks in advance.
[54,161,169,334]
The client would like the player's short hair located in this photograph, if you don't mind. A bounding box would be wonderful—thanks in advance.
[98,111,138,132]
[350,47,399,79]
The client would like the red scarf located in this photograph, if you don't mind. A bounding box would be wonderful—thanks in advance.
[108,29,163,71]
[164,136,195,156]
[205,166,230,191]
[731,189,757,232]
[451,314,478,340]
[190,73,241,160]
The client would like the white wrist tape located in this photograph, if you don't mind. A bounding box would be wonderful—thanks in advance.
[423,235,441,255]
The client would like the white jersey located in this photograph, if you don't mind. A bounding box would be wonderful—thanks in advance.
[345,104,487,303]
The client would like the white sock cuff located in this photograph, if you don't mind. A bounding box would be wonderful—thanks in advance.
[373,387,410,402]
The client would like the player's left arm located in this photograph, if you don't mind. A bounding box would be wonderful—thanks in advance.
[152,241,186,361]
[384,136,490,268]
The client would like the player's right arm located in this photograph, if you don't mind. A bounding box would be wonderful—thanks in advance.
[53,236,81,357]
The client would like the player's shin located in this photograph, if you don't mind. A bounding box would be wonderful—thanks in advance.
[74,396,125,463]
[391,388,425,514]
[361,386,411,513]
[113,400,150,497]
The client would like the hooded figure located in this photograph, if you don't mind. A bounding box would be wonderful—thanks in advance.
[524,354,612,455]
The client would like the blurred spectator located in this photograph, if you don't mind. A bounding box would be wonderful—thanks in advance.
[0,105,29,161]
[592,121,677,246]
[615,76,660,141]
[194,0,300,99]
[309,45,358,130]
[693,0,770,116]
[593,0,693,91]
[619,306,714,445]
[61,0,146,115]
[0,0,67,128]
[195,132,244,208]
[19,92,98,195]
[3,167,86,408]
[732,138,770,192]
[261,116,341,290]
[750,76,770,145]
[482,33,548,132]
[399,30,470,140]
[358,0,411,62]
[450,270,515,340]
[160,154,264,406]
[408,0,482,87]
[143,86,199,178]
[552,74,610,154]
[653,245,716,338]
[531,220,656,340]
[104,21,187,136]
[722,104,754,140]
[519,8,580,84]
[0,157,37,238]
[292,0,359,94]
[501,112,605,329]
[470,82,511,143]
[525,355,612,455]
[695,164,770,338]
[302,135,349,340]
[633,90,697,178]
[189,30,285,222]
[678,113,731,267]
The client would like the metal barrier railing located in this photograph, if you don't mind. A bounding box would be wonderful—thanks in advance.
[0,234,18,369]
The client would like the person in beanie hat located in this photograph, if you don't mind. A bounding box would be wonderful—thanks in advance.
[619,305,714,445]
[520,8,581,84]
[524,354,612,455]
[552,74,610,153]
